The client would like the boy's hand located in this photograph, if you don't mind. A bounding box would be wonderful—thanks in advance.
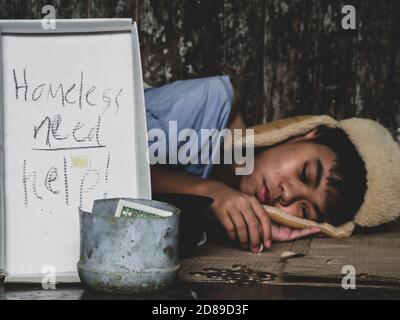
[211,185,272,253]
[211,185,320,252]
[271,224,321,242]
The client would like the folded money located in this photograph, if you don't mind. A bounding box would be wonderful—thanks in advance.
[114,199,173,218]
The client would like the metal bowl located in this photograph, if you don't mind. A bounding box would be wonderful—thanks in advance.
[77,198,180,295]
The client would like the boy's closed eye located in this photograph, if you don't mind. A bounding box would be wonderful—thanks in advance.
[301,203,309,219]
[299,163,308,184]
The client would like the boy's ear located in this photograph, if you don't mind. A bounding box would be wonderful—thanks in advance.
[303,128,320,140]
[288,127,320,143]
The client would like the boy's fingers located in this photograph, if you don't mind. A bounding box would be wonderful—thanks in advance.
[289,227,321,240]
[270,223,287,242]
[240,207,261,252]
[251,200,272,248]
[220,212,237,240]
[228,209,249,248]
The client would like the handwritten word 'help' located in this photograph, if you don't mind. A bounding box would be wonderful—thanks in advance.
[22,153,111,209]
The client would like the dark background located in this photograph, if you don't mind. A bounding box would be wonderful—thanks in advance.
[1,0,399,139]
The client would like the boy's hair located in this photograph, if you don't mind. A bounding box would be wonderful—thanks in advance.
[311,126,367,226]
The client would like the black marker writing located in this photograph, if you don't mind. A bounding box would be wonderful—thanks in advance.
[47,83,65,107]
[34,116,52,147]
[65,84,76,104]
[114,88,123,114]
[22,154,110,209]
[95,115,102,146]
[13,68,28,101]
[51,114,69,140]
[32,84,45,101]
[12,68,124,112]
[102,89,112,114]
[79,70,84,109]
[72,122,85,142]
[22,159,28,207]
[103,152,111,199]
[86,86,96,106]
[33,114,105,150]
[45,167,59,194]
[79,170,100,209]
[22,159,43,207]
[63,156,69,206]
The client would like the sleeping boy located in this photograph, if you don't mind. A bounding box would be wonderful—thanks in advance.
[145,76,400,253]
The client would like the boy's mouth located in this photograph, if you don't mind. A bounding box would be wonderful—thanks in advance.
[257,182,271,204]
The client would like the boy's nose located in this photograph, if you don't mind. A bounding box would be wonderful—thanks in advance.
[279,181,304,205]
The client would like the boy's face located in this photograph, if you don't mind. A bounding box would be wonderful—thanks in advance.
[240,129,338,222]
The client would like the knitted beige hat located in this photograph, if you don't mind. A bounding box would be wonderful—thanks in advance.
[234,115,400,229]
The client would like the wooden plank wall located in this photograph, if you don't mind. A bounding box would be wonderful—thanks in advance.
[1,0,399,138]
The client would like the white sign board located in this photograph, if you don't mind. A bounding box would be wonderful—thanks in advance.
[0,19,151,281]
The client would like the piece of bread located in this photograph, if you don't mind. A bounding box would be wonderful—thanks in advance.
[263,205,355,239]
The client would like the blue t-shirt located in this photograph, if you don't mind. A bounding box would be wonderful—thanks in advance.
[144,76,233,178]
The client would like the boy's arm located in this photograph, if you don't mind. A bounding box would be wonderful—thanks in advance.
[151,165,270,252]
[151,165,216,196]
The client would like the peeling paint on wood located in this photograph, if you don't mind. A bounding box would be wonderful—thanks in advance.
[1,0,399,137]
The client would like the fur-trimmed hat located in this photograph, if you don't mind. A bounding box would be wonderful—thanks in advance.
[234,115,400,229]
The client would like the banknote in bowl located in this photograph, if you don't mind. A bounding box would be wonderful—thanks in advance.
[114,199,173,218]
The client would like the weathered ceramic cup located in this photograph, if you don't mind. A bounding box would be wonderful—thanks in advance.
[77,198,180,294]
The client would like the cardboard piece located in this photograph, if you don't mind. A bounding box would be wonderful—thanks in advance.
[179,241,297,284]
[180,230,400,288]
[282,232,400,286]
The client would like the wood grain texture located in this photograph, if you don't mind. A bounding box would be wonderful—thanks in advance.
[1,0,399,137]
[283,232,400,285]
